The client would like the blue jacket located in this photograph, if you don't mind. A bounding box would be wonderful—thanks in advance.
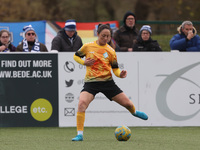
[170,32,200,52]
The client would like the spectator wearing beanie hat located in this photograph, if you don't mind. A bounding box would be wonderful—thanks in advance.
[16,25,48,52]
[113,11,138,52]
[65,20,76,31]
[140,25,152,35]
[51,19,83,52]
[133,25,162,52]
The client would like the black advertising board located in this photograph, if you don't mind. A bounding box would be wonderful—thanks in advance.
[0,53,58,127]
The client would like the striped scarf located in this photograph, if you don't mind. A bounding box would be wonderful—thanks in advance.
[23,39,40,52]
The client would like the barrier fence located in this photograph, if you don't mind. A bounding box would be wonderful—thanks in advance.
[0,52,200,127]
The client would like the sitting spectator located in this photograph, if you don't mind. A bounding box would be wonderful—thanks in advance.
[51,19,83,52]
[170,21,200,52]
[113,11,138,52]
[133,25,162,52]
[0,29,16,52]
[16,25,48,52]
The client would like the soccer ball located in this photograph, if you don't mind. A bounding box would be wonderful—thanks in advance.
[114,125,131,141]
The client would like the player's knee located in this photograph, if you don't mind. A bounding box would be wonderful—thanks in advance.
[124,101,133,109]
[78,100,88,111]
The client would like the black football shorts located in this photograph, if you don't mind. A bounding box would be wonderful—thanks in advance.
[81,80,123,100]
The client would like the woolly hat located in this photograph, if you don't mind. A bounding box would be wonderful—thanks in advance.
[23,25,35,34]
[140,25,152,34]
[65,19,76,31]
[123,11,136,24]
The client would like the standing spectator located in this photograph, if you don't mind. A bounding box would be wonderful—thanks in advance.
[51,19,83,52]
[0,29,16,52]
[113,11,138,52]
[170,21,200,52]
[16,25,48,52]
[133,25,162,52]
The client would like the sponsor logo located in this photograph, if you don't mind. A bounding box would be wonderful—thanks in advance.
[0,106,28,114]
[156,62,200,121]
[103,52,108,58]
[30,98,53,122]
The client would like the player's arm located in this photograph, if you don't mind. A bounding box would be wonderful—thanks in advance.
[74,53,95,66]
[112,68,127,78]
[112,68,121,77]
[74,53,85,65]
[111,51,127,78]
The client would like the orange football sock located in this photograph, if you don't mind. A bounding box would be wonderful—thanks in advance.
[127,105,136,114]
[77,112,85,131]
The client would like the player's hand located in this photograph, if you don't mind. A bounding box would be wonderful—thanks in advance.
[84,58,95,66]
[120,70,127,78]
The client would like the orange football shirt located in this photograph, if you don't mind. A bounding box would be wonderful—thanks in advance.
[76,41,119,82]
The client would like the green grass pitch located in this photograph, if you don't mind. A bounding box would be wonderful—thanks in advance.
[0,127,200,150]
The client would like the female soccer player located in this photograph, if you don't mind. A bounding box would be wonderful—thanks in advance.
[72,24,148,141]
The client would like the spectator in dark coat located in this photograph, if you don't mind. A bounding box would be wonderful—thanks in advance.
[170,21,200,52]
[133,25,162,52]
[0,29,16,52]
[51,19,83,52]
[113,11,138,52]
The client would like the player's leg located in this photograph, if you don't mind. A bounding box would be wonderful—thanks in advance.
[72,91,94,141]
[112,92,148,120]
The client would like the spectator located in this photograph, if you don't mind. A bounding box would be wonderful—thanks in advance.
[51,19,83,52]
[113,11,138,52]
[170,21,200,52]
[0,29,16,52]
[16,25,48,52]
[133,25,162,52]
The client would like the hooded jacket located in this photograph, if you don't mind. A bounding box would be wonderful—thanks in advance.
[113,11,138,52]
[51,28,83,52]
[170,25,200,52]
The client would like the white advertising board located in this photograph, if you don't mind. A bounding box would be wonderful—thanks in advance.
[59,52,200,127]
